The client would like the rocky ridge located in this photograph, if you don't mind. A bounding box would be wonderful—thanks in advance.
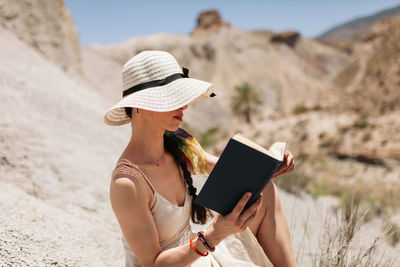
[327,15,400,162]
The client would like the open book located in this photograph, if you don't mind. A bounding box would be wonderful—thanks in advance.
[194,134,287,216]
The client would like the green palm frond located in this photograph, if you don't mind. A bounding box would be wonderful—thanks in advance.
[230,82,264,123]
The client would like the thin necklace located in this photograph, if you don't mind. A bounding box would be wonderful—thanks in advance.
[136,161,160,167]
[131,151,166,167]
[138,156,164,167]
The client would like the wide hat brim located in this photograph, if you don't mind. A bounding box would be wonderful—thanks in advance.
[104,77,214,126]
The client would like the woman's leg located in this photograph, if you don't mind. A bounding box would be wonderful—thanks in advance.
[248,181,297,267]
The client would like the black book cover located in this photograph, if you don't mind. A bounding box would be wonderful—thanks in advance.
[194,135,287,216]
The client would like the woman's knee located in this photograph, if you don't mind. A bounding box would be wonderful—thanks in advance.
[263,181,279,213]
[248,181,276,235]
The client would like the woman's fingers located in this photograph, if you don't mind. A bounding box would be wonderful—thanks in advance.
[287,163,295,173]
[240,208,258,231]
[281,152,294,171]
[231,192,252,217]
[273,151,295,178]
[274,152,290,174]
[286,153,294,170]
[237,195,262,227]
[274,157,287,174]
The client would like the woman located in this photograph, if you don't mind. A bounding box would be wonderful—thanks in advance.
[105,51,297,267]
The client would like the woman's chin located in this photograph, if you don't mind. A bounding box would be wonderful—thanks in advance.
[166,124,180,132]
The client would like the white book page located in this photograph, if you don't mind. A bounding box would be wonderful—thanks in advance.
[232,134,287,161]
[268,141,287,161]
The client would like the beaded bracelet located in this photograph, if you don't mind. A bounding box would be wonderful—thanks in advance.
[197,231,215,252]
[189,237,208,257]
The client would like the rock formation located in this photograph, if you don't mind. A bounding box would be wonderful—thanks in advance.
[190,9,230,38]
[333,15,400,116]
[0,0,82,73]
[325,15,400,162]
[270,31,301,47]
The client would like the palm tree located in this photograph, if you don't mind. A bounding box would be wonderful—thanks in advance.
[230,82,264,123]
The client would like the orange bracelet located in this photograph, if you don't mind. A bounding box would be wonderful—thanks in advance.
[190,237,208,257]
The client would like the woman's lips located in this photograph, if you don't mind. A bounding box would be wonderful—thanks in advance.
[174,116,183,121]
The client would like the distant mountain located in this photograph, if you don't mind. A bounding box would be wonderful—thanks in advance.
[83,11,349,134]
[318,4,400,42]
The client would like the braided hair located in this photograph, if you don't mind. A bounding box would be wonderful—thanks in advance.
[124,107,211,224]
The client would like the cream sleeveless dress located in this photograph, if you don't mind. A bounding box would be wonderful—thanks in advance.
[114,159,273,267]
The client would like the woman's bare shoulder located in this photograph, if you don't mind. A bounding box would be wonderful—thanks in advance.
[110,162,154,209]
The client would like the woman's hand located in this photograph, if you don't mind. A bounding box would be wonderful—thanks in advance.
[203,192,262,247]
[272,150,295,179]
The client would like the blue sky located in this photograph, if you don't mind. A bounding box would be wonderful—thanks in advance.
[64,0,400,46]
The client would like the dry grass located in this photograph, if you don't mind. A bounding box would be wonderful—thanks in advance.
[276,153,400,262]
[311,199,397,267]
[353,115,370,129]
[385,222,400,247]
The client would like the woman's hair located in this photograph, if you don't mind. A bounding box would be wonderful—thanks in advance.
[124,107,210,224]
[125,107,133,118]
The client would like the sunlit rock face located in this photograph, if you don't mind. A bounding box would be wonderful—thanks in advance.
[0,0,82,73]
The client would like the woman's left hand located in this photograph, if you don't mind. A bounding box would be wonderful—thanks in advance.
[272,150,295,179]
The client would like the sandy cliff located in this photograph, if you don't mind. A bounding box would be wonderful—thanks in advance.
[0,0,82,73]
[0,25,126,265]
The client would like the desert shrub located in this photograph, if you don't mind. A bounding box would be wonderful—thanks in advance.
[362,132,372,142]
[292,104,309,115]
[198,127,220,149]
[319,133,341,148]
[353,116,369,129]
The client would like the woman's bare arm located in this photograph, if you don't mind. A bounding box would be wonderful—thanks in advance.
[110,170,262,267]
[110,175,207,267]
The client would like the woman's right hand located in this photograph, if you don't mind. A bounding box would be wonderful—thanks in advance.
[203,192,262,247]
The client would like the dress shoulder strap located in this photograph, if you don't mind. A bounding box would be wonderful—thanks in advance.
[114,159,156,194]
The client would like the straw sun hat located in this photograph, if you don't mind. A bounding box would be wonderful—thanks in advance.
[104,50,216,126]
